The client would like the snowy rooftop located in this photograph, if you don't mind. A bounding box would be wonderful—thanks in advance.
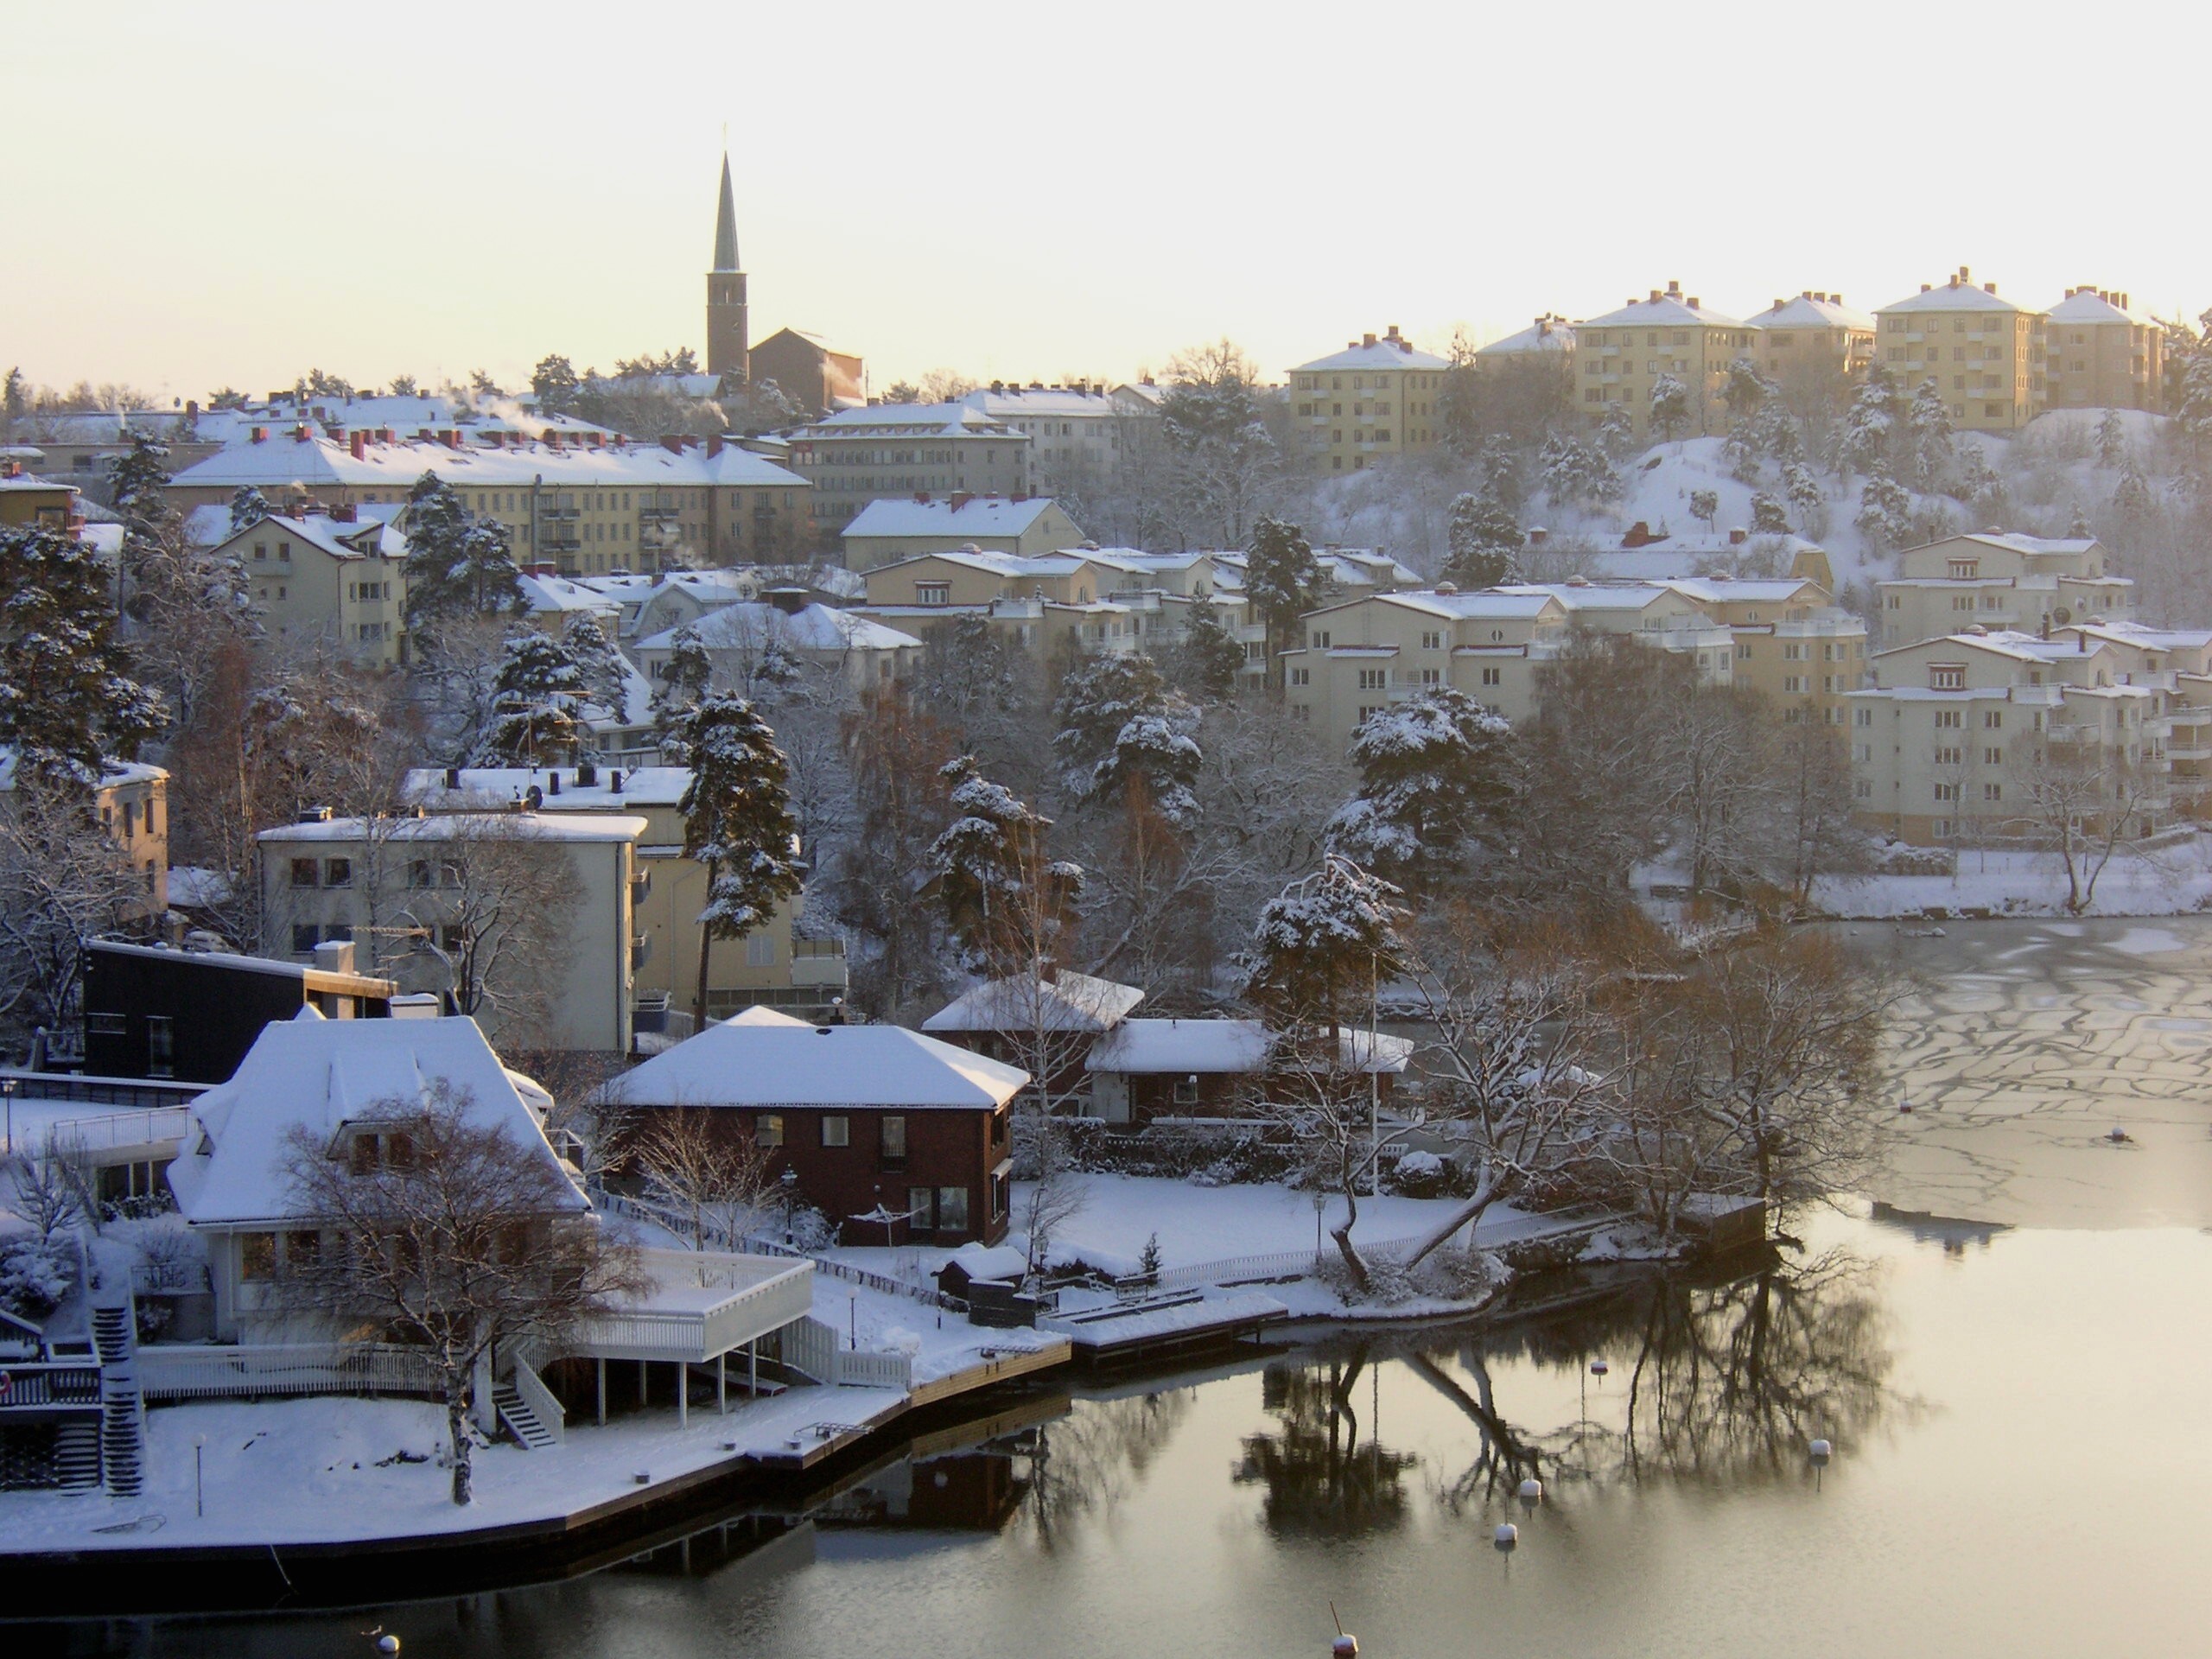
[168,1014,582,1228]
[1745,294,1875,332]
[1953,531,2101,559]
[1876,630,2102,667]
[804,403,1015,438]
[0,749,167,792]
[923,970,1144,1034]
[1878,276,2031,316]
[213,512,404,563]
[87,938,395,992]
[1341,590,1560,622]
[634,601,920,655]
[1580,290,1743,329]
[2065,621,2212,652]
[2048,289,2146,326]
[168,435,805,493]
[518,572,620,616]
[1085,1018,1273,1075]
[842,495,1066,540]
[404,765,692,811]
[258,811,650,844]
[1477,317,1575,356]
[604,1018,1028,1111]
[958,386,1124,418]
[1496,582,1699,613]
[1656,576,1821,605]
[1294,334,1451,373]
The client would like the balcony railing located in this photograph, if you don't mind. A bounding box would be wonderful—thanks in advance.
[0,1362,103,1410]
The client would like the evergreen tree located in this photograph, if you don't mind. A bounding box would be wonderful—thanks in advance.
[2065,501,2094,539]
[1750,492,1791,535]
[1053,652,1201,823]
[2113,471,2154,531]
[1649,374,1690,443]
[531,355,580,418]
[387,373,421,397]
[1839,365,1903,482]
[652,625,715,759]
[928,756,1081,975]
[404,472,524,634]
[677,695,805,1029]
[1162,607,1246,700]
[1722,358,1771,424]
[563,614,627,717]
[1443,491,1523,588]
[3,367,24,422]
[229,486,272,535]
[0,525,162,785]
[1325,688,1516,888]
[1689,489,1719,531]
[1854,467,1914,555]
[1478,435,1524,515]
[1783,462,1824,529]
[1908,378,1955,490]
[1243,515,1326,665]
[1595,404,1635,461]
[2095,407,2129,470]
[1243,856,1406,1030]
[476,630,584,765]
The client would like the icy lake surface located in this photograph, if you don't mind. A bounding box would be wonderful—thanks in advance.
[28,920,2212,1657]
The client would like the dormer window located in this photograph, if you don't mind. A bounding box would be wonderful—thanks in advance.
[1948,559,1979,580]
[349,1128,415,1174]
[1931,664,1966,690]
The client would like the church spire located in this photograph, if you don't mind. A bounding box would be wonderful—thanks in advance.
[712,152,740,274]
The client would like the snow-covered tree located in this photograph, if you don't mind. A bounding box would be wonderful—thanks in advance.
[1782,461,1823,531]
[1689,489,1719,531]
[1908,378,1955,490]
[531,354,580,418]
[1478,435,1525,515]
[1053,654,1201,827]
[1443,491,1522,589]
[0,525,162,785]
[476,630,584,765]
[1243,514,1326,665]
[228,485,272,536]
[404,473,524,634]
[2095,406,2129,471]
[1159,339,1279,547]
[677,695,806,1029]
[1595,404,1636,461]
[929,755,1078,976]
[563,615,626,719]
[1723,358,1770,425]
[108,435,175,551]
[652,625,714,758]
[1649,374,1690,443]
[2065,501,2094,540]
[1853,467,1914,555]
[2113,469,2155,531]
[1837,365,1902,483]
[1750,493,1791,536]
[1325,688,1516,888]
[1161,607,1246,700]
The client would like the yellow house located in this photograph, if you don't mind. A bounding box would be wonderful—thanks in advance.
[211,510,408,666]
[1743,293,1875,398]
[2044,287,2164,413]
[1877,531,2132,650]
[837,493,1084,571]
[1574,283,1754,442]
[0,750,169,917]
[0,461,79,530]
[1290,327,1452,473]
[1872,268,2046,433]
[1654,576,1869,728]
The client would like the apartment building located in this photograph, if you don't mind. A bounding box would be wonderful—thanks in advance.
[787,404,1030,537]
[1290,327,1452,473]
[2044,287,2164,412]
[168,431,811,573]
[1872,268,2045,433]
[1655,576,1869,727]
[1877,531,2132,649]
[956,384,1160,504]
[1847,629,2170,846]
[2056,622,2212,810]
[632,601,922,694]
[403,766,848,1024]
[1742,292,1875,392]
[1574,283,1754,442]
[1476,315,1576,372]
[207,510,408,665]
[0,749,169,916]
[837,492,1083,569]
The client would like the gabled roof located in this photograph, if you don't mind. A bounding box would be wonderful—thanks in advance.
[1580,291,1743,329]
[1294,336,1451,373]
[167,1014,584,1227]
[1878,276,2031,315]
[2048,289,2145,326]
[213,512,402,563]
[922,970,1144,1035]
[842,495,1066,540]
[603,1019,1028,1110]
[1745,294,1875,332]
[1085,1018,1273,1074]
[633,601,920,654]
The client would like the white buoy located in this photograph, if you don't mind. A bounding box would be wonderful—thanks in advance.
[1897,1096,1914,1115]
[1493,1522,1519,1552]
[2107,1126,2130,1143]
[1590,1358,1609,1378]
[1809,1439,1833,1464]
[377,1638,400,1656]
[1518,1477,1543,1507]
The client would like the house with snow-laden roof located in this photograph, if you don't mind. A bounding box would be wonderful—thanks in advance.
[209,508,409,665]
[632,599,922,695]
[1743,292,1875,392]
[836,491,1083,570]
[1289,326,1452,473]
[1876,531,2131,650]
[1872,268,2046,433]
[2044,286,2164,412]
[1084,1017,1411,1125]
[787,404,1033,542]
[1574,282,1754,442]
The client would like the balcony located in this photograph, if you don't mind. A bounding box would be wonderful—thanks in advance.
[541,506,579,523]
[789,937,849,991]
[639,506,681,525]
[569,1248,814,1364]
[0,1362,103,1412]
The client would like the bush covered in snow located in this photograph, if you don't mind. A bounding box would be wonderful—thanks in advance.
[1385,1148,1449,1198]
[0,1233,76,1317]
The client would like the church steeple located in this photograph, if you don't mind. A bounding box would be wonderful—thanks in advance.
[705,151,748,382]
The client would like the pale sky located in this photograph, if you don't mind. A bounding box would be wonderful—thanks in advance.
[4,0,2199,405]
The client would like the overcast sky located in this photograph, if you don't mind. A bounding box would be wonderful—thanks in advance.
[5,0,2196,404]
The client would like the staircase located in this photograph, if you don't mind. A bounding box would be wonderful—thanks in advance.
[89,1290,146,1497]
[50,1421,101,1491]
[492,1382,556,1450]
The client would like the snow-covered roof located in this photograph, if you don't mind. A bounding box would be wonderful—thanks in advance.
[1877,276,2031,316]
[1580,290,1743,329]
[1294,334,1451,373]
[0,470,74,493]
[1085,1018,1274,1075]
[1477,317,1575,357]
[922,970,1144,1034]
[1874,630,2098,666]
[1318,589,1559,623]
[167,1014,584,1228]
[211,512,402,563]
[1655,576,1820,605]
[518,572,620,617]
[2064,620,2212,652]
[0,749,166,793]
[1950,532,2101,559]
[842,495,1065,541]
[1745,294,1875,332]
[634,601,920,655]
[404,765,692,810]
[603,1019,1028,1111]
[2048,289,2146,326]
[958,386,1124,418]
[1495,582,1697,613]
[168,435,806,493]
[940,1243,1030,1284]
[804,403,1015,438]
[258,811,649,844]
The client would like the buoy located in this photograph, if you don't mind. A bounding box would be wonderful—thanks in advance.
[1809,1439,1833,1464]
[377,1638,400,1656]
[1493,1522,1519,1552]
[2107,1126,2130,1143]
[1333,1638,1359,1658]
[1517,1477,1543,1508]
[1897,1096,1914,1115]
[1590,1358,1609,1378]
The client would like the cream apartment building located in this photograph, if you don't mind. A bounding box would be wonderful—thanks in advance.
[1877,532,2132,650]
[402,766,848,1023]
[787,403,1031,537]
[2056,621,2212,812]
[1290,327,1452,473]
[0,750,169,917]
[1475,315,1576,373]
[1847,629,2171,846]
[1872,269,2045,433]
[838,493,1084,570]
[1742,293,1875,395]
[1575,283,1754,442]
[2044,288,2164,413]
[1655,576,1869,728]
[208,511,409,666]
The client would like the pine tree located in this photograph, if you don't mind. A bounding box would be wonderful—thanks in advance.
[1595,405,1635,461]
[1722,358,1770,424]
[1443,491,1523,588]
[2113,470,2154,531]
[1478,435,1524,515]
[1325,688,1516,888]
[1839,365,1902,482]
[1243,515,1326,667]
[1909,379,1956,490]
[1854,467,1914,555]
[2065,501,2094,539]
[1783,462,1824,529]
[2,367,25,423]
[1750,493,1791,536]
[928,757,1082,974]
[1243,856,1406,1031]
[109,435,175,548]
[404,472,524,635]
[1689,489,1719,531]
[563,615,627,718]
[476,630,584,765]
[229,486,272,535]
[652,625,714,759]
[2095,407,2129,470]
[677,695,805,1029]
[1052,652,1201,823]
[0,525,163,785]
[1649,374,1690,443]
[531,355,580,418]
[1163,607,1246,700]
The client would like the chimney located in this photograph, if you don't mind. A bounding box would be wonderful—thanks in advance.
[444,766,461,790]
[1362,333,1376,348]
[609,768,624,794]
[293,423,312,442]
[708,435,723,458]
[186,399,199,417]
[1922,283,1933,293]
[1985,283,1997,296]
[547,772,561,795]
[1773,298,1784,312]
[443,429,462,449]
[333,503,357,524]
[912,490,930,505]
[660,434,688,454]
[350,431,367,461]
[1729,527,1748,545]
[576,762,598,787]
[1688,296,1700,310]
[949,491,972,511]
[1649,289,1662,303]
[767,586,808,615]
[1527,526,1548,545]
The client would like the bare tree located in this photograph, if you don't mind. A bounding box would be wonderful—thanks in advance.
[2007,715,2163,913]
[628,1108,778,1252]
[391,816,583,1046]
[277,1083,644,1505]
[0,780,149,1046]
[1019,1120,1090,1280]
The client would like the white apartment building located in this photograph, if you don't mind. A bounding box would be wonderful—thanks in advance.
[1877,531,2132,650]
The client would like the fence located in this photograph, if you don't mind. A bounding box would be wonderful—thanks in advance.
[139,1343,444,1402]
[597,1191,958,1311]
[30,1106,196,1158]
[774,1315,912,1391]
[0,1071,205,1111]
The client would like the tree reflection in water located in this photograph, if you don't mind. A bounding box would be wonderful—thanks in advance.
[1022,1387,1197,1551]
[1421,1248,1901,1515]
[1233,1344,1421,1536]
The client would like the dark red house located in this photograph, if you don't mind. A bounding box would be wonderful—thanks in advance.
[603,1007,1027,1245]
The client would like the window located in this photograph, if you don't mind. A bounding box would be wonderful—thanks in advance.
[1173,1077,1200,1106]
[1309,630,1331,650]
[1288,667,1310,687]
[1935,783,1960,802]
[1931,665,1966,690]
[1936,747,1962,766]
[1984,711,2003,729]
[908,1186,935,1229]
[323,857,352,888]
[240,1232,277,1281]
[1357,668,1386,690]
[146,1015,175,1079]
[1481,666,1502,686]
[1984,783,2003,802]
[290,857,321,887]
[1935,710,1962,728]
[937,1185,970,1231]
[291,923,321,953]
[916,582,949,606]
[745,932,776,968]
[881,1116,906,1161]
[1985,747,2004,766]
[1421,631,1442,651]
[821,1116,849,1148]
[753,1114,785,1149]
[1854,707,1872,728]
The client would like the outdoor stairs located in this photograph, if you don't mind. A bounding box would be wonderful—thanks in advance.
[89,1292,145,1497]
[493,1382,556,1451]
[51,1421,101,1491]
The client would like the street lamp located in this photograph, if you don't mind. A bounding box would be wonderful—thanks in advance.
[193,1432,207,1519]
[2,1076,16,1159]
[779,1166,799,1244]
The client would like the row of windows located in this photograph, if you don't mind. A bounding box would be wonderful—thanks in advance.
[1296,373,1443,391]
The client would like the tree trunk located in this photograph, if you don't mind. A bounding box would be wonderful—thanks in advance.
[1402,1170,1503,1271]
[445,1375,474,1507]
[1330,1170,1370,1291]
[693,855,718,1033]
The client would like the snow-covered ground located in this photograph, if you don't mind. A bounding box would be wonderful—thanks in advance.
[1812,837,2212,918]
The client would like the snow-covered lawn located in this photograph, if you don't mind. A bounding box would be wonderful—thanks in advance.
[1812,838,2212,918]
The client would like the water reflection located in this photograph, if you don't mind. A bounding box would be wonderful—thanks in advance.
[1025,1387,1194,1548]
[1233,1345,1420,1535]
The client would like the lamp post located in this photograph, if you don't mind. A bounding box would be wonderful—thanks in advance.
[2,1075,16,1159]
[779,1166,798,1245]
[193,1433,207,1519]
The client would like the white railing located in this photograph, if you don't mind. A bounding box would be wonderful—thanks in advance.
[776,1315,911,1390]
[139,1343,443,1402]
[571,1248,813,1363]
[25,1105,194,1157]
[599,1191,957,1310]
[510,1354,566,1444]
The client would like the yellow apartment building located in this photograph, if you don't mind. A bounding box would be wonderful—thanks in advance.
[1877,531,2132,650]
[1743,292,1875,396]
[787,404,1030,539]
[837,493,1084,570]
[208,511,408,666]
[1574,282,1753,442]
[1290,327,1452,473]
[1872,268,2046,433]
[1654,576,1869,728]
[2044,287,2164,412]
